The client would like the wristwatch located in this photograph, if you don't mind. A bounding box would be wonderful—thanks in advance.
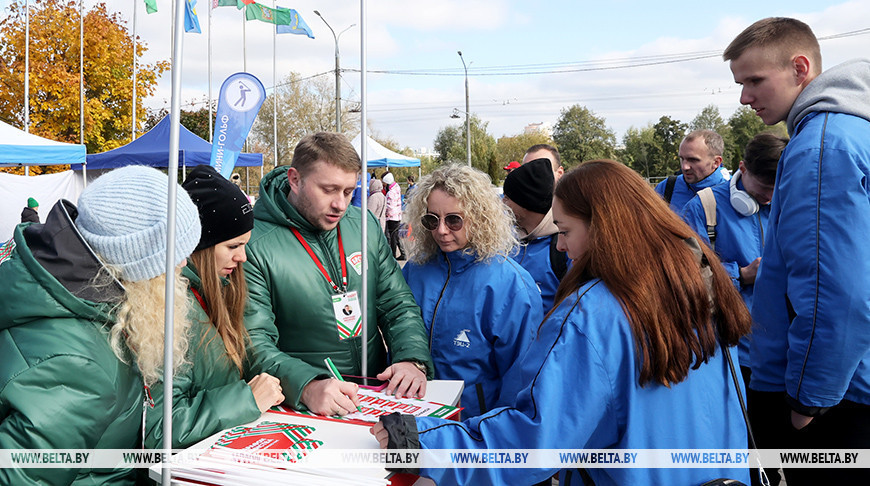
[408,361,427,375]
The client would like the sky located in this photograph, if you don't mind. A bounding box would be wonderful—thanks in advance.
[4,0,869,153]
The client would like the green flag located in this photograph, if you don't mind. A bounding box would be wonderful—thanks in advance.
[244,2,295,25]
[144,0,157,14]
[213,0,242,9]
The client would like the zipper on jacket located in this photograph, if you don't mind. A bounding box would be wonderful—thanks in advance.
[757,211,765,249]
[428,254,452,350]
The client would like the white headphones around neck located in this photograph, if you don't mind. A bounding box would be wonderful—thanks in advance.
[730,170,759,216]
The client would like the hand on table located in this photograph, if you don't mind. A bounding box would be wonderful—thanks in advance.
[247,373,284,413]
[301,378,360,416]
[377,362,426,399]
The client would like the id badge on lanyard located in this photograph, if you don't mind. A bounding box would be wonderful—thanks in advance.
[333,291,362,340]
[291,226,360,340]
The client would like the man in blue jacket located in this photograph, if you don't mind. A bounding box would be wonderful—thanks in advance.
[726,17,870,486]
[503,157,568,314]
[682,132,786,388]
[655,129,727,211]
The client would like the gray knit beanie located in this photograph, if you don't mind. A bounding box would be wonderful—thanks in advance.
[76,166,201,282]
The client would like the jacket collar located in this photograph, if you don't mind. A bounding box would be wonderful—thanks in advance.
[522,209,559,242]
[23,200,125,303]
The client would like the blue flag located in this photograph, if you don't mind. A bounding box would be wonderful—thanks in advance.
[276,7,315,38]
[210,73,266,178]
[184,0,202,33]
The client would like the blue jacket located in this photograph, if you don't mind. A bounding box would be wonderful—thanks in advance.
[511,234,566,314]
[403,250,542,418]
[414,279,749,486]
[682,181,769,367]
[351,172,372,208]
[655,169,726,211]
[750,60,870,412]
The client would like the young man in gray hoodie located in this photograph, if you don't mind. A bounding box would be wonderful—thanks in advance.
[726,17,870,486]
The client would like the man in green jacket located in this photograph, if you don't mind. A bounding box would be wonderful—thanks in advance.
[244,132,433,416]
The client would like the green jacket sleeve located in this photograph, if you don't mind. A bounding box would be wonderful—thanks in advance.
[243,246,330,409]
[0,356,121,485]
[370,212,434,377]
[143,367,260,449]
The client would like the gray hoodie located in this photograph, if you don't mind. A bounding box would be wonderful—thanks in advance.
[787,58,870,135]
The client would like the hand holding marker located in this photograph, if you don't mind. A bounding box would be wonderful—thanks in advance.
[324,357,363,413]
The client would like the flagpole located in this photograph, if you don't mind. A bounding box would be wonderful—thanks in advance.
[133,0,138,140]
[359,0,368,379]
[242,6,246,72]
[80,0,84,145]
[162,0,188,481]
[24,0,29,134]
[272,0,277,172]
[208,0,213,142]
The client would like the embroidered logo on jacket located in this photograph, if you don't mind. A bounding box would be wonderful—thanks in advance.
[453,329,471,348]
[347,251,364,275]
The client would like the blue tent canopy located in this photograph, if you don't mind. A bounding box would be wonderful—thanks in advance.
[72,116,263,170]
[0,121,86,167]
[351,134,420,167]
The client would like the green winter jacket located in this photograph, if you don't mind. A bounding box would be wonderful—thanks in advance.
[143,264,261,449]
[244,167,433,409]
[0,202,142,486]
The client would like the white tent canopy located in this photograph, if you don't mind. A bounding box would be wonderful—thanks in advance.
[351,134,420,167]
[0,121,86,167]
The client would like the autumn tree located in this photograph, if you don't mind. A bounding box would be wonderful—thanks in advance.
[552,105,616,169]
[0,0,168,167]
[250,72,359,169]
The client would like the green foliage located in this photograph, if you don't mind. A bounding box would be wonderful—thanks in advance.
[725,106,788,169]
[619,124,657,179]
[689,105,735,169]
[650,115,688,176]
[495,131,553,167]
[432,115,498,180]
[552,105,616,169]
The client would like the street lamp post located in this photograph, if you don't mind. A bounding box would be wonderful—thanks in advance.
[314,10,355,133]
[458,51,471,167]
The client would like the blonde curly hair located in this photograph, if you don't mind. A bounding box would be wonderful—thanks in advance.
[109,266,193,386]
[403,164,517,263]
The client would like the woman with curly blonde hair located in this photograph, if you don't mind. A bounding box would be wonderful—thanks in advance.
[0,165,200,485]
[401,164,543,417]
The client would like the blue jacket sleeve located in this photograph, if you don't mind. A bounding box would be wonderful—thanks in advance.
[778,145,870,410]
[412,305,615,486]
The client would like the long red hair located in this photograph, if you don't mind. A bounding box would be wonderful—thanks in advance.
[551,160,751,386]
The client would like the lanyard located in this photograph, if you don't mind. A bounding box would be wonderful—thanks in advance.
[190,287,208,313]
[290,226,347,293]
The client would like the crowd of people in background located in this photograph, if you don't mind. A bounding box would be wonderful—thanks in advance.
[1,15,868,486]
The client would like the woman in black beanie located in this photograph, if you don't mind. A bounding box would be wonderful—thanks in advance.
[143,165,284,448]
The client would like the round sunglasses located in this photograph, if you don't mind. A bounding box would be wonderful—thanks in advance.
[421,213,464,231]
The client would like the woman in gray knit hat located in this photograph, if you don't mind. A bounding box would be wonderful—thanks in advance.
[0,165,200,486]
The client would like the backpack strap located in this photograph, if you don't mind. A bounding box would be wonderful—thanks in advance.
[697,187,717,250]
[663,175,678,204]
[549,234,568,280]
